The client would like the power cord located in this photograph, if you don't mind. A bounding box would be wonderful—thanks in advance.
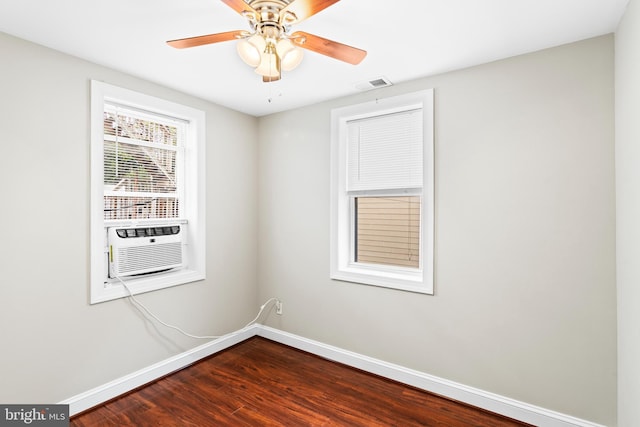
[115,276,280,340]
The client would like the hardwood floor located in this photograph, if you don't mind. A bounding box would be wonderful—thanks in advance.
[71,337,531,426]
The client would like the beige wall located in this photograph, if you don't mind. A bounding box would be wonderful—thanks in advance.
[0,32,259,403]
[616,0,640,425]
[258,35,616,425]
[0,27,620,426]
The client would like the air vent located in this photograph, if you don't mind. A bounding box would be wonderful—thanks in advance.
[355,76,393,91]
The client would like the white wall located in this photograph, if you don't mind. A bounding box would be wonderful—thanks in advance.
[615,0,640,425]
[0,32,259,403]
[258,35,617,425]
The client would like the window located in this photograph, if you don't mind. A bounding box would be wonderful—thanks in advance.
[330,89,434,294]
[102,105,181,222]
[90,81,206,304]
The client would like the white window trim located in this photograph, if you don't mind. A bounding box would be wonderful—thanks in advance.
[90,81,206,304]
[330,89,434,294]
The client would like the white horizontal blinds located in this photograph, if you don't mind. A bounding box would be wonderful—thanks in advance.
[103,104,183,221]
[347,107,424,269]
[356,196,421,268]
[347,108,423,192]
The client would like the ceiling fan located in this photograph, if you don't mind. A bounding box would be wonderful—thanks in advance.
[167,0,367,82]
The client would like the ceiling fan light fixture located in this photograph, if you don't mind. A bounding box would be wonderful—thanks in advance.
[237,34,265,67]
[168,0,368,83]
[276,38,304,71]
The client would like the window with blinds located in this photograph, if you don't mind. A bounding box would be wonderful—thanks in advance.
[103,105,184,221]
[347,108,423,270]
[91,81,206,304]
[330,89,434,294]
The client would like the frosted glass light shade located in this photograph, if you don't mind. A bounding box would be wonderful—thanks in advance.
[255,51,280,77]
[237,34,266,67]
[276,38,304,71]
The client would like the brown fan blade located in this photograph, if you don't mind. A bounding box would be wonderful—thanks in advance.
[280,0,340,24]
[167,30,245,49]
[291,31,366,65]
[220,0,256,15]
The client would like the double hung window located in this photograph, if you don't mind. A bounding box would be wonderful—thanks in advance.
[90,81,206,303]
[330,90,434,294]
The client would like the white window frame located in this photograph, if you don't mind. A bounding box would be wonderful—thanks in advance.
[90,81,206,304]
[330,89,434,294]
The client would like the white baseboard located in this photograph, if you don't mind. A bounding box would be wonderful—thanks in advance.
[255,325,606,427]
[61,324,605,427]
[60,326,257,416]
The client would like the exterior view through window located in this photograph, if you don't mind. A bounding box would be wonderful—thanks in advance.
[103,107,182,221]
[355,196,420,268]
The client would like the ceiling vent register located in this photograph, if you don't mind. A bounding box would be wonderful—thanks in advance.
[355,76,393,91]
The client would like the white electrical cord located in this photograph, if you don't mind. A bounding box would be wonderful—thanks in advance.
[115,276,280,340]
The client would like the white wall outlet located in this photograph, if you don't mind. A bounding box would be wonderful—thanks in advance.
[276,300,283,315]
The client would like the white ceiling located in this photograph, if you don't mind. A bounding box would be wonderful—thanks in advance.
[0,0,629,117]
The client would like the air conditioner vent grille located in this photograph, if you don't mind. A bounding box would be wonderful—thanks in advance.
[117,242,183,275]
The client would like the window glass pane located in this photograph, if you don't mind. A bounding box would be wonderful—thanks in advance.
[103,109,180,221]
[103,196,180,221]
[104,110,178,146]
[355,196,420,268]
[103,140,177,193]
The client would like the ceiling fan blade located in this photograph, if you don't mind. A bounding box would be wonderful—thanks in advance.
[280,0,340,24]
[291,31,366,65]
[220,0,257,15]
[167,30,245,49]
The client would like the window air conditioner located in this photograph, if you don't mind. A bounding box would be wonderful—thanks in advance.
[108,225,184,278]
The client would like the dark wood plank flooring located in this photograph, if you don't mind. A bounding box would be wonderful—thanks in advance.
[71,337,531,426]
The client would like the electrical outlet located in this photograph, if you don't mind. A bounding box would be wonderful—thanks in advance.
[276,300,283,315]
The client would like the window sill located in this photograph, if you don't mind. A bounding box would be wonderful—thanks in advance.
[90,268,205,304]
[331,266,433,295]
